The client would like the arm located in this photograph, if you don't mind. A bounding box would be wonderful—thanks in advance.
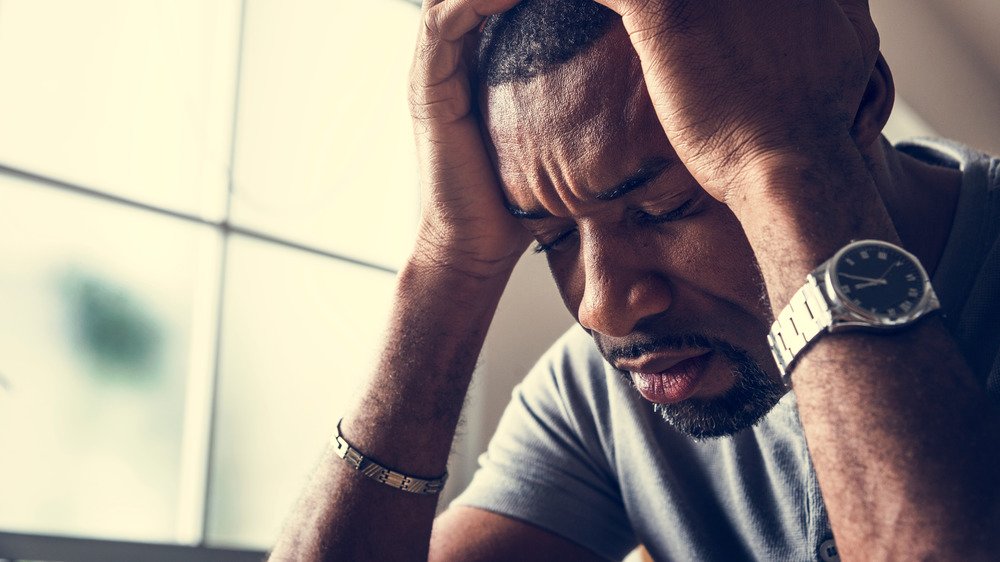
[594,0,1000,558]
[268,257,510,561]
[431,507,607,562]
[269,256,608,561]
[269,0,601,559]
[734,141,999,561]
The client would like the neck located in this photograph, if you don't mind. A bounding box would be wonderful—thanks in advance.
[870,138,962,276]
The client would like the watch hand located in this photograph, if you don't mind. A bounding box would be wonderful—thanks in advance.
[855,280,888,289]
[838,272,883,283]
[877,261,899,280]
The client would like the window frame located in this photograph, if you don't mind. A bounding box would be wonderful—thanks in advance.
[0,0,415,557]
[0,531,264,562]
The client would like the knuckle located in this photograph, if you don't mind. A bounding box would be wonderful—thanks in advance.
[408,80,469,124]
[624,0,705,47]
[407,81,424,113]
[422,3,445,38]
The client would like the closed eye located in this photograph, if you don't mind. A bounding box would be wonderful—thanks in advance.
[634,198,694,225]
[532,228,578,255]
[532,198,696,255]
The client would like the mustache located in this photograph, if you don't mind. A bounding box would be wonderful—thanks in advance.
[601,332,717,364]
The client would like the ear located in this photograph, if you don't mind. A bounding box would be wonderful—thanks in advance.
[851,52,895,149]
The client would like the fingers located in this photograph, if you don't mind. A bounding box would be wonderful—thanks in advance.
[590,0,624,14]
[412,0,521,93]
[422,0,521,42]
[590,0,650,18]
[836,0,880,68]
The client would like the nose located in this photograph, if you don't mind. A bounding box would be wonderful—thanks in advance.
[576,233,672,338]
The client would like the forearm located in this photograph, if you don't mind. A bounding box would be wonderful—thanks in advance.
[795,322,996,559]
[734,138,999,559]
[269,251,516,561]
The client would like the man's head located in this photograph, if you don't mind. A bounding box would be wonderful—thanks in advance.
[476,0,788,439]
[477,0,614,88]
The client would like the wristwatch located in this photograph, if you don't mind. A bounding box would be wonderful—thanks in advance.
[767,239,940,386]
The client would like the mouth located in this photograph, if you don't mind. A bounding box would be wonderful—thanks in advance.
[619,350,714,404]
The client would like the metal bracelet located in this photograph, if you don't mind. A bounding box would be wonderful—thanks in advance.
[331,418,447,496]
[768,274,832,387]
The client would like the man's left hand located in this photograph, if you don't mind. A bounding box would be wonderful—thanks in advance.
[593,0,881,205]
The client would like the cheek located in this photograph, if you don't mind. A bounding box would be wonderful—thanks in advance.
[546,250,585,321]
[675,204,769,319]
[541,203,770,326]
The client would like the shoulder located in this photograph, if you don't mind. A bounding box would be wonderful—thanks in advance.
[536,324,607,374]
[519,325,623,426]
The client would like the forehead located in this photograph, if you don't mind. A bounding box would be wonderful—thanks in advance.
[481,25,673,213]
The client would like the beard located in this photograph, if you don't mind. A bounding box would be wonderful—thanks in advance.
[651,341,786,439]
[605,334,786,440]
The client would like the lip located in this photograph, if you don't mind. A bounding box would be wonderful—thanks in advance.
[624,350,713,404]
[616,348,713,376]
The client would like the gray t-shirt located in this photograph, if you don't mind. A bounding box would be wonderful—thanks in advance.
[453,138,1000,561]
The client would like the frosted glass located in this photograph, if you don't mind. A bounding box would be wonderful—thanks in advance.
[206,235,396,548]
[0,175,221,542]
[230,0,420,268]
[0,0,240,220]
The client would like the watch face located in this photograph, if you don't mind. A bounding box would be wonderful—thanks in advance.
[831,241,927,321]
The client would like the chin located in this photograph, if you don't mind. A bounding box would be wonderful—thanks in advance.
[652,351,787,440]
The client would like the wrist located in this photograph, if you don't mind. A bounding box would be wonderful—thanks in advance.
[399,239,518,322]
[410,222,526,282]
[724,133,860,211]
[725,137,900,309]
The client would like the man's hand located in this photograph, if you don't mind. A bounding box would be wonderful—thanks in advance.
[271,5,537,559]
[410,0,532,278]
[584,3,998,560]
[592,0,880,204]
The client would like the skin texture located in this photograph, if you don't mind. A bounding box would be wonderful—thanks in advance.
[484,26,777,405]
[270,0,999,560]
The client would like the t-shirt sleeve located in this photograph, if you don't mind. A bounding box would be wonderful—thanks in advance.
[451,329,637,561]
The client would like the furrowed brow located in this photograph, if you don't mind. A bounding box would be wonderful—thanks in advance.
[503,157,674,220]
[504,198,552,220]
[594,158,672,201]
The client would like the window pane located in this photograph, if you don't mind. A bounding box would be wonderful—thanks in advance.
[206,235,396,549]
[0,0,240,220]
[0,175,221,543]
[230,0,420,268]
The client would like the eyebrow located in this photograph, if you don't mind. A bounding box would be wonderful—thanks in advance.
[504,157,674,220]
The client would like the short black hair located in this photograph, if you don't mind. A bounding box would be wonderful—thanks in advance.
[477,0,616,88]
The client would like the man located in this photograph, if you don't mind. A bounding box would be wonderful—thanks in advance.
[271,0,999,559]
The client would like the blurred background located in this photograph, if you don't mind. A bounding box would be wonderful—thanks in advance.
[0,0,996,560]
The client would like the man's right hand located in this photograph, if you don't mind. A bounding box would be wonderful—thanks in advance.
[409,0,531,279]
